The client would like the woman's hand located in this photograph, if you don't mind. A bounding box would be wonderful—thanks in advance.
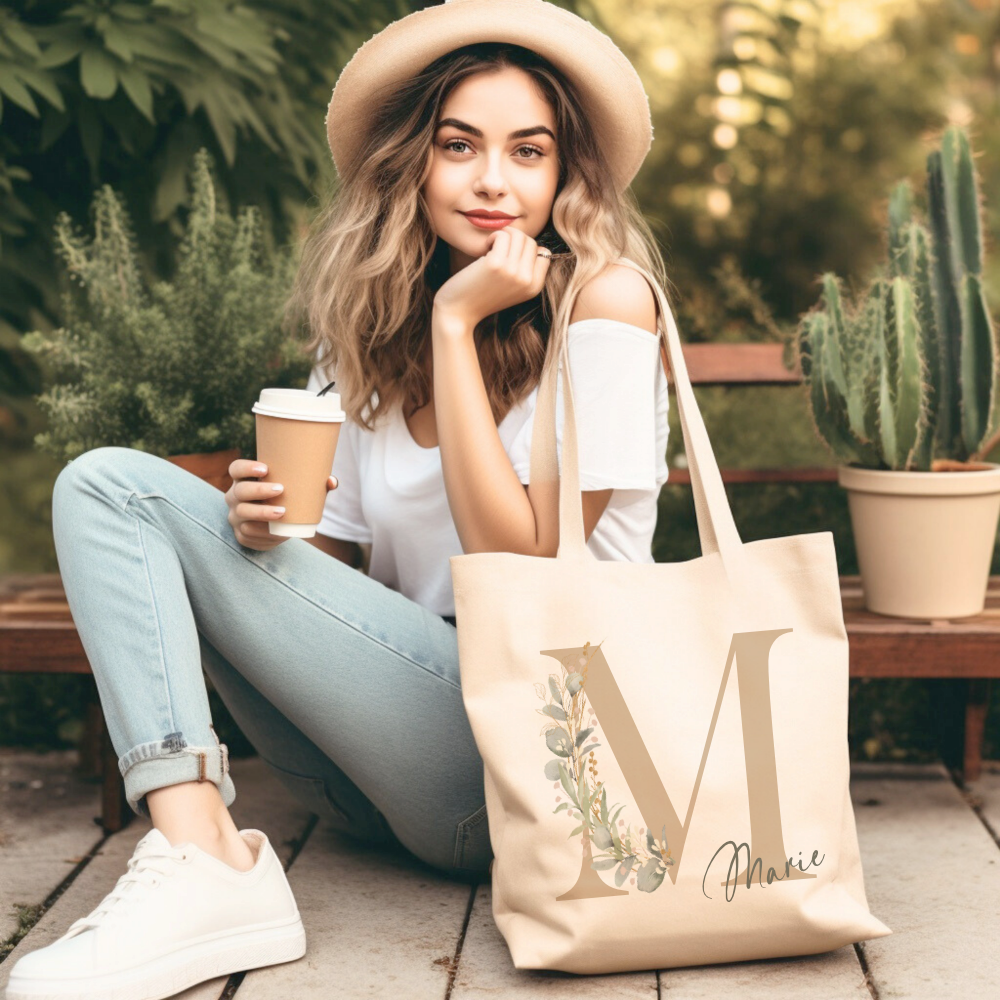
[433,226,552,330]
[226,458,338,551]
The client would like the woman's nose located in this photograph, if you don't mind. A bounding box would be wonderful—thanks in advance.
[474,151,508,195]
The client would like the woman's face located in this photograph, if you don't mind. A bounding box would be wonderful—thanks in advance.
[423,66,560,273]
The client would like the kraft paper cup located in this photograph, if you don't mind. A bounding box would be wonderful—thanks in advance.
[252,387,346,538]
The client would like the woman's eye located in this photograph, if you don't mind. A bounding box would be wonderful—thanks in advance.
[442,140,544,159]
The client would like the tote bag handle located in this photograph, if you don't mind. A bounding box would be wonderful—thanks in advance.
[527,256,744,574]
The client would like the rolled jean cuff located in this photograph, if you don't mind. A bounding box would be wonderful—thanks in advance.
[119,734,235,820]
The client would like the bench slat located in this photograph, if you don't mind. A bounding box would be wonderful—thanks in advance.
[2,572,995,777]
[683,342,801,385]
[4,574,1000,676]
[666,467,839,484]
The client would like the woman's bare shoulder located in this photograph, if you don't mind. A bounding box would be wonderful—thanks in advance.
[568,263,657,334]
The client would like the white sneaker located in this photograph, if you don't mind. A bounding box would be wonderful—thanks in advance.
[5,827,306,1000]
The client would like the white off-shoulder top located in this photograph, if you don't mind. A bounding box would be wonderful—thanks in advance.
[304,317,671,617]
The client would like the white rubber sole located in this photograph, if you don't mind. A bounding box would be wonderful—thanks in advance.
[5,914,306,1000]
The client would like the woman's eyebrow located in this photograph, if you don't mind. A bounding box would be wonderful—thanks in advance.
[436,117,555,141]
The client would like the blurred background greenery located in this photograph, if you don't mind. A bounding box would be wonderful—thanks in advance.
[1,0,998,764]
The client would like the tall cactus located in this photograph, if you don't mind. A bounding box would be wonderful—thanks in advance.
[797,126,997,470]
[927,127,995,457]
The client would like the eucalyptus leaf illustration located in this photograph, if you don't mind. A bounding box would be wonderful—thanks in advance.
[591,858,619,871]
[637,856,666,893]
[647,824,670,859]
[610,821,622,855]
[535,639,670,893]
[546,727,573,757]
[592,823,614,850]
[558,763,579,807]
[615,855,638,887]
[577,772,591,822]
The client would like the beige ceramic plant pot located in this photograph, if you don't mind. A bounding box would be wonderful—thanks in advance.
[838,460,1000,618]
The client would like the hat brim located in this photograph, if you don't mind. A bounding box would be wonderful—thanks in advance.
[325,0,652,193]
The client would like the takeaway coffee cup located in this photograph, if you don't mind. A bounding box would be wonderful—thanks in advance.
[251,386,346,537]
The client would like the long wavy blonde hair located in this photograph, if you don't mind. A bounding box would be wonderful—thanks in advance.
[284,41,672,431]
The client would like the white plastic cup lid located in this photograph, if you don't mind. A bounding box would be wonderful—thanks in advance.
[252,388,345,422]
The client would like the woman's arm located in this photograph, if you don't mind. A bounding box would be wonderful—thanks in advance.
[433,263,657,558]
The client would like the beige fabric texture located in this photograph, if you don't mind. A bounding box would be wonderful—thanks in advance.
[449,257,891,974]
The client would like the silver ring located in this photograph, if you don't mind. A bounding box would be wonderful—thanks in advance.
[537,249,552,258]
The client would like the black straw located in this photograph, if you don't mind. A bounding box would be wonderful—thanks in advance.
[317,381,337,396]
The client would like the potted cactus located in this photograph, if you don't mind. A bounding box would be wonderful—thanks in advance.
[797,126,1000,618]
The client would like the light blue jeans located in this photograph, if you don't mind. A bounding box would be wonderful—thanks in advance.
[51,446,491,881]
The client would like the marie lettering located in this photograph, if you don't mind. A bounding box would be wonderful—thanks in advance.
[702,841,826,901]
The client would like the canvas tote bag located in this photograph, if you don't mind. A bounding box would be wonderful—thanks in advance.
[449,256,891,974]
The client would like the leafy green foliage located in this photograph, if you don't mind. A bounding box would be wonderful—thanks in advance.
[0,1,344,343]
[21,147,311,460]
[536,645,673,892]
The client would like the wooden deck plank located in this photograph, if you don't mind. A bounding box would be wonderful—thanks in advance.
[850,761,1000,999]
[656,947,869,998]
[451,882,657,998]
[965,759,1000,843]
[235,822,473,999]
[170,755,318,1000]
[0,749,101,946]
[451,874,868,998]
[4,755,1000,998]
[0,754,314,999]
[0,817,154,999]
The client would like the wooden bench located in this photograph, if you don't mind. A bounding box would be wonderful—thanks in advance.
[0,573,129,832]
[2,570,996,835]
[1,342,995,832]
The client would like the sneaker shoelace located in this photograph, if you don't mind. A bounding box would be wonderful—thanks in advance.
[63,840,191,938]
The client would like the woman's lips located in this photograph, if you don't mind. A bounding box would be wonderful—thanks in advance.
[462,212,516,230]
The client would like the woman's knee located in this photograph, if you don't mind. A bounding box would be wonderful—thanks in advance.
[53,446,152,507]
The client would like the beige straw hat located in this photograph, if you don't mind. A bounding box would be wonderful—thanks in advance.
[325,0,653,193]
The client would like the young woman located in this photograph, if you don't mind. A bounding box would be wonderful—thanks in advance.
[7,3,672,998]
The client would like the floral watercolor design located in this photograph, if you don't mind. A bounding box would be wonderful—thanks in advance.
[535,640,675,892]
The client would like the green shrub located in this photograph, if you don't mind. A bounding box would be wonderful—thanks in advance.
[21,147,311,461]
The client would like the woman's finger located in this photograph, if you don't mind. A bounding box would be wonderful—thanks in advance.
[532,245,553,293]
[237,523,284,550]
[486,226,511,265]
[235,479,283,502]
[507,226,530,272]
[236,501,285,521]
[518,230,539,280]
